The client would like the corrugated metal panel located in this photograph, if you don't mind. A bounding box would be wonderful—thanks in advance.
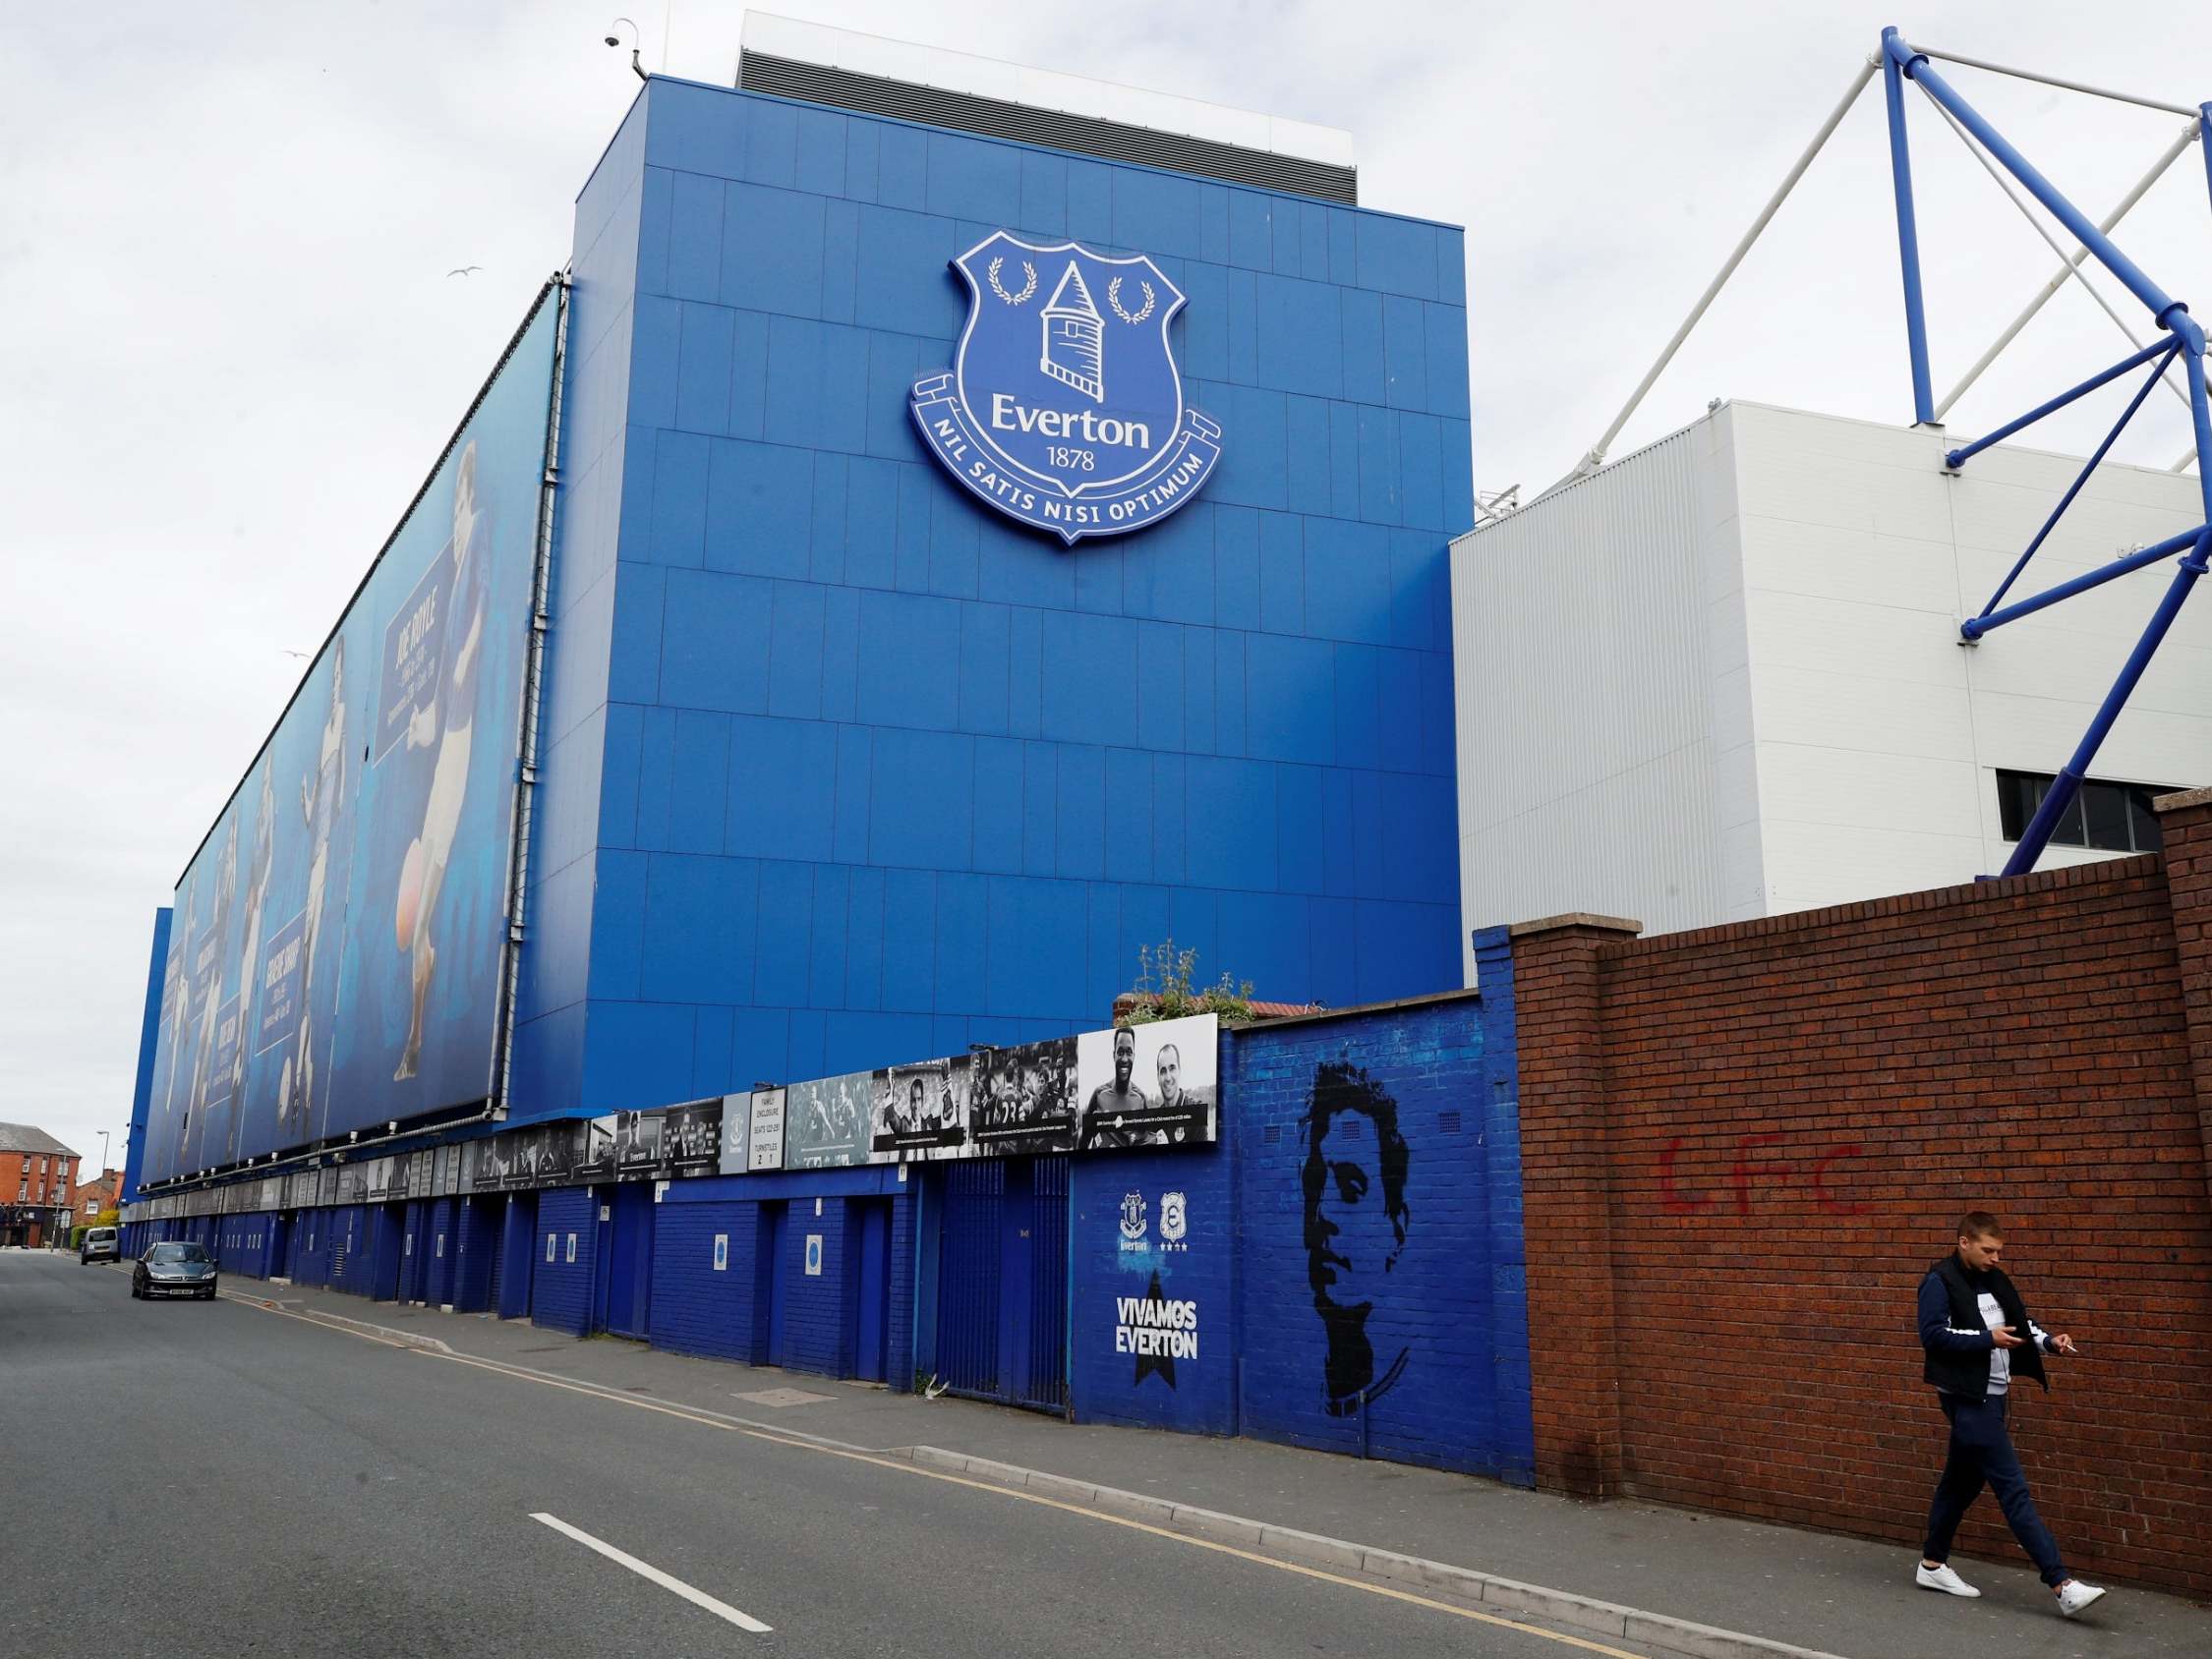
[1451,415,1740,966]
[739,50,1359,204]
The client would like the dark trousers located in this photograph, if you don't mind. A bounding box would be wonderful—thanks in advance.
[1922,1393,2066,1586]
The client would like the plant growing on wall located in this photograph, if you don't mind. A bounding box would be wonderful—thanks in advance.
[1129,939,1255,1024]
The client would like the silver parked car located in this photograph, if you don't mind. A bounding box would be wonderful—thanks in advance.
[80,1226,120,1264]
[133,1241,218,1300]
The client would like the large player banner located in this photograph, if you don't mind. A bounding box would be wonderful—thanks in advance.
[141,289,559,1185]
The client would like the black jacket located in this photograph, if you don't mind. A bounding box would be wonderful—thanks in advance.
[1918,1253,2049,1400]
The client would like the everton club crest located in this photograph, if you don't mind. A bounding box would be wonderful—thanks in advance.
[911,231,1223,545]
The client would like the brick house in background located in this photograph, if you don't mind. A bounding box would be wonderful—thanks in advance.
[71,1168,122,1225]
[0,1124,81,1247]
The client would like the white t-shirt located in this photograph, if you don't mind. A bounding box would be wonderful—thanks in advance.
[1975,1290,2051,1395]
[1977,1291,2011,1395]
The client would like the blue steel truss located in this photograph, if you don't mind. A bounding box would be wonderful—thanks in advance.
[1879,27,2212,876]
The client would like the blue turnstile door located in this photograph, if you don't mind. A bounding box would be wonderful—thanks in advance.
[854,1199,893,1384]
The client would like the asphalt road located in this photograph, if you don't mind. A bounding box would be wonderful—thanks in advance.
[2,1250,1638,1658]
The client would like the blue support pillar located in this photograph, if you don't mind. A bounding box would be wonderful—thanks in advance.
[1945,337,2178,469]
[1968,344,2182,620]
[2002,530,2212,877]
[1962,527,2206,641]
[2190,323,2212,523]
[1889,34,2182,328]
[1882,27,1936,425]
[2200,103,2212,221]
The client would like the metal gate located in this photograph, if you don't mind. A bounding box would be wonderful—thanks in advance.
[1022,1156,1070,1412]
[933,1156,1069,1413]
[936,1162,1004,1398]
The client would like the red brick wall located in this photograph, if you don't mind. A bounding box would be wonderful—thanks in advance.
[1514,823,2212,1597]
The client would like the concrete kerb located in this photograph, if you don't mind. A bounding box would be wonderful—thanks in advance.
[895,1446,1849,1659]
[98,1265,1858,1659]
[214,1283,459,1354]
[115,1259,468,1356]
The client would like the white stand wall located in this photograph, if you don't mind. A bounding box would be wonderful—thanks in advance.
[1452,401,2212,984]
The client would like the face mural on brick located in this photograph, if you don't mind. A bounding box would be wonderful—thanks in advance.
[1302,1059,1413,1415]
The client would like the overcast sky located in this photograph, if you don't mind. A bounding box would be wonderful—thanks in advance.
[8,2,2212,1180]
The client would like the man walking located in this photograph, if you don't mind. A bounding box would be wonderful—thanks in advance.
[1915,1212,2106,1617]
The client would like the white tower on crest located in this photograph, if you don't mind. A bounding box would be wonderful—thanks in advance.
[1039,261,1106,402]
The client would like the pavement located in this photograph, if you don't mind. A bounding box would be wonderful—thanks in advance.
[10,1248,2208,1658]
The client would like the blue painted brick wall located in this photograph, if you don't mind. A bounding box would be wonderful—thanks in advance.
[1231,996,1532,1480]
[532,1185,600,1335]
[1068,991,1537,1483]
[650,1196,763,1362]
[648,1167,914,1385]
[888,1182,915,1393]
[1071,1143,1235,1434]
[1472,925,1534,1480]
[541,76,1473,1116]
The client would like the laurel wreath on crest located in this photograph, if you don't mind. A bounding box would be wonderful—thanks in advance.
[1108,277,1157,324]
[987,257,1037,306]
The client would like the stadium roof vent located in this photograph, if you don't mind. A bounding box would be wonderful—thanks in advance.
[737,13,1358,204]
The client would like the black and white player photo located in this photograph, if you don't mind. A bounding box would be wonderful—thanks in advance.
[870,1060,966,1158]
[968,1036,1077,1153]
[1077,1014,1219,1149]
[578,1115,618,1179]
[664,1100,723,1175]
[614,1109,665,1174]
[538,1120,580,1184]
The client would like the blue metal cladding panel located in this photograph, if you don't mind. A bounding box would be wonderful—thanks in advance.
[512,89,654,1121]
[123,907,170,1205]
[555,79,1469,1112]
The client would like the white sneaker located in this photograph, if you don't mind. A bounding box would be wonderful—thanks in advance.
[2056,1580,2108,1618]
[1917,1563,1982,1598]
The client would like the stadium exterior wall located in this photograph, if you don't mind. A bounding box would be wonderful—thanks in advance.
[1452,401,2212,975]
[514,75,1472,1121]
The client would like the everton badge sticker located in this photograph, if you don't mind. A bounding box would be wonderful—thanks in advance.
[911,231,1223,544]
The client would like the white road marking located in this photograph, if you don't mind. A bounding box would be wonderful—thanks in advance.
[529,1512,772,1633]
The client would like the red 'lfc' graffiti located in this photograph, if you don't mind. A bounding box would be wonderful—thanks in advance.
[1659,1134,1866,1217]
